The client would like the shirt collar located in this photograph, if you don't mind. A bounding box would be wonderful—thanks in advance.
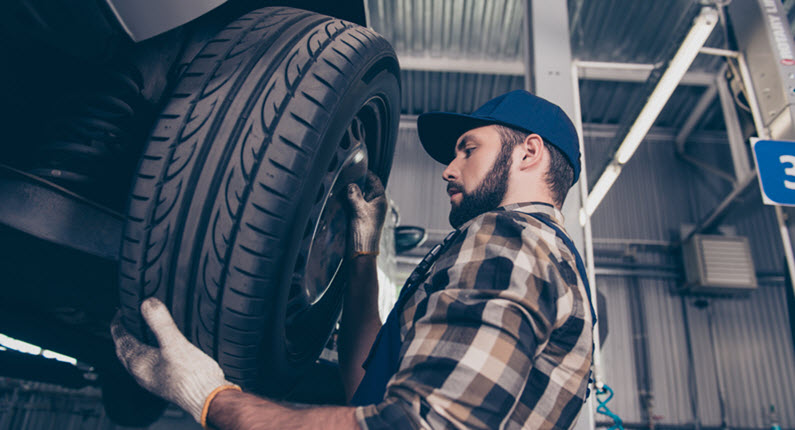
[456,201,566,231]
[500,202,566,226]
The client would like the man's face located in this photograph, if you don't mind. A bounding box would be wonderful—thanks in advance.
[443,125,513,228]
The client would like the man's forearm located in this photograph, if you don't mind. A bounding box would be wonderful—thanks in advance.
[338,255,382,401]
[207,389,359,430]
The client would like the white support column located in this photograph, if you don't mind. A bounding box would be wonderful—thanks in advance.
[526,0,584,252]
[526,3,595,430]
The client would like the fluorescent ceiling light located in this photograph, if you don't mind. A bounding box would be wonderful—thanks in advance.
[614,7,718,164]
[585,163,622,216]
[42,350,78,365]
[0,333,78,366]
[0,333,42,355]
[584,7,718,217]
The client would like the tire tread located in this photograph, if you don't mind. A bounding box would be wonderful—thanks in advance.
[118,6,399,392]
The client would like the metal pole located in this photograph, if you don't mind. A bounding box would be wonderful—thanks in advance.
[362,0,372,28]
[521,0,533,93]
[626,264,654,429]
[574,60,656,72]
[573,61,600,430]
[572,59,603,381]
[680,171,758,244]
[705,304,729,430]
[674,80,739,185]
[698,47,740,58]
[680,298,702,430]
[18,393,34,430]
[0,387,20,430]
[94,405,106,430]
[675,83,719,154]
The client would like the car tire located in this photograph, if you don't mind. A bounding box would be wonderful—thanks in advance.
[118,6,399,395]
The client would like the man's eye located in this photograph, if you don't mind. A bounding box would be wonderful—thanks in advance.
[464,147,474,157]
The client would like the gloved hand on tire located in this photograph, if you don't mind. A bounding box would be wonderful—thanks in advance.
[345,171,387,257]
[110,298,239,426]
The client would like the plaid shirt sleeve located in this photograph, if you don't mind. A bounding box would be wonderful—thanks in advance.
[355,209,593,430]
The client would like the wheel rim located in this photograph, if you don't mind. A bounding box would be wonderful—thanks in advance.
[283,95,389,360]
[303,144,366,306]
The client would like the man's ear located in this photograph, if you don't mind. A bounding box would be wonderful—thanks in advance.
[517,134,545,171]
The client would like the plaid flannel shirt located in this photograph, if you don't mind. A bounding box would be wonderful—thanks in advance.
[355,202,594,430]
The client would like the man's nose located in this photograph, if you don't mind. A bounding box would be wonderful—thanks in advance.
[442,160,458,182]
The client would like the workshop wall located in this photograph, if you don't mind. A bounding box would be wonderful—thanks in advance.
[387,126,450,234]
[588,134,795,428]
[598,276,795,428]
[587,132,786,274]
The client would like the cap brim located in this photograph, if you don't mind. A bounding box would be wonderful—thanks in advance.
[417,112,495,165]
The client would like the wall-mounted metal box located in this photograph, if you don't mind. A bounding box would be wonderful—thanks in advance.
[729,0,795,140]
[682,234,758,295]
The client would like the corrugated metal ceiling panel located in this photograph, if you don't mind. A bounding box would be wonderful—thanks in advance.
[401,70,524,115]
[568,0,726,70]
[578,81,721,130]
[371,0,729,133]
[367,0,525,60]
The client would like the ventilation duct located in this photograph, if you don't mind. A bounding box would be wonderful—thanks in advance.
[682,234,758,294]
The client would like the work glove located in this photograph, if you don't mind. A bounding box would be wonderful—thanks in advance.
[345,170,387,257]
[110,298,239,424]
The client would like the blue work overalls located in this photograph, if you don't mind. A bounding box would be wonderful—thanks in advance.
[350,211,596,406]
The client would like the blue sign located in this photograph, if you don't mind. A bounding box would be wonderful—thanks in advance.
[752,139,795,206]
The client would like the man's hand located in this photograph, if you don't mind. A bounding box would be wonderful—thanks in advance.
[110,298,235,423]
[346,171,387,257]
[339,171,385,400]
[112,299,361,430]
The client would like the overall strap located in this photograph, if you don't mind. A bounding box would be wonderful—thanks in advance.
[349,229,462,405]
[522,211,598,401]
[522,212,597,324]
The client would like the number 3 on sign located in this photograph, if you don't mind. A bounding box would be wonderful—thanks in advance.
[751,139,795,206]
[781,155,795,190]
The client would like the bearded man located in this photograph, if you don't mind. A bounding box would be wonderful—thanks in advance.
[111,90,596,430]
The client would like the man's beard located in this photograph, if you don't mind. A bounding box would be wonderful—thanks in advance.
[448,145,512,228]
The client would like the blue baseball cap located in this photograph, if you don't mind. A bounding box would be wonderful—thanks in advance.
[417,89,581,184]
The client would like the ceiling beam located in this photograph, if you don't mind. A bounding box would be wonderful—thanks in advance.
[582,123,726,144]
[399,115,728,145]
[397,55,716,86]
[398,55,525,76]
[576,61,716,86]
